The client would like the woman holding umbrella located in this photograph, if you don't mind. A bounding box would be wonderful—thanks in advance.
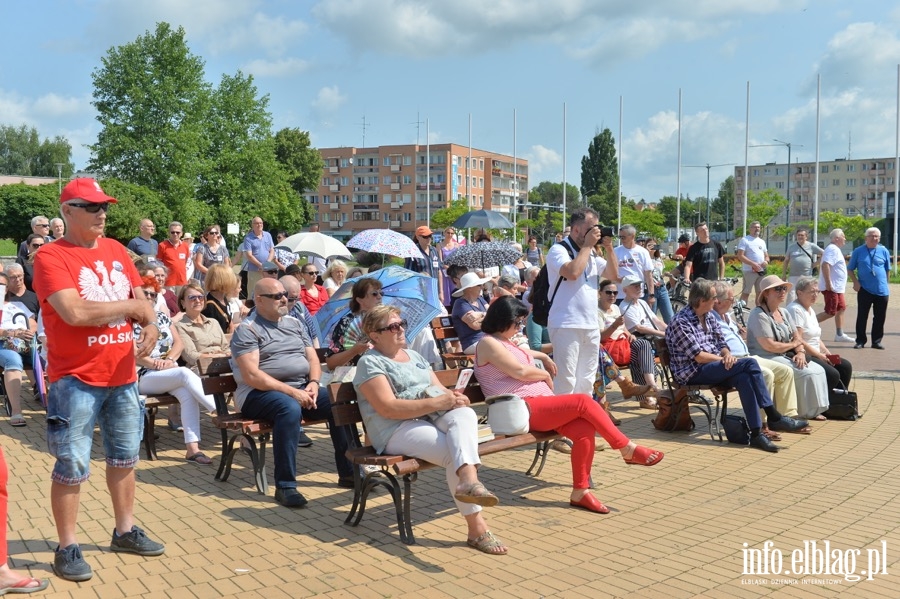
[326,278,384,371]
[404,226,445,305]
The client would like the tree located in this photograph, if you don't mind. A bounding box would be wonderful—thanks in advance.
[89,22,211,216]
[518,207,563,246]
[802,211,873,246]
[274,128,322,196]
[529,181,581,209]
[620,205,666,241]
[746,189,788,231]
[586,190,618,226]
[100,179,173,243]
[711,175,734,232]
[430,197,469,231]
[0,125,75,177]
[655,195,697,228]
[580,128,619,199]
[0,183,59,242]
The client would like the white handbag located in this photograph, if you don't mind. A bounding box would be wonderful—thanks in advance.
[485,394,530,435]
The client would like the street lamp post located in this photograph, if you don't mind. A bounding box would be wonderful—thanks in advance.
[684,163,736,227]
[749,140,803,251]
[55,163,64,194]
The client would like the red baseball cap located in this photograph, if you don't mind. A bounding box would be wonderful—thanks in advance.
[59,178,118,204]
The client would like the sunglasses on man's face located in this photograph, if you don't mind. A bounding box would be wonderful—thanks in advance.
[169,230,182,235]
[602,290,617,296]
[31,243,44,248]
[69,202,110,213]
[259,291,289,300]
[144,291,158,300]
[36,223,50,228]
[374,319,408,334]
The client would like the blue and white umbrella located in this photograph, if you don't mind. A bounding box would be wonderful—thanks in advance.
[315,265,441,346]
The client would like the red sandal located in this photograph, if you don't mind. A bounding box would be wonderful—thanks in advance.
[623,445,664,466]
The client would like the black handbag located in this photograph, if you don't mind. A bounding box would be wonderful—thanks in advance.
[720,394,750,445]
[824,387,860,421]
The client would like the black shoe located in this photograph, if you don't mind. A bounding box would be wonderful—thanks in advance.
[337,476,355,489]
[297,430,313,448]
[275,487,308,508]
[749,434,779,453]
[872,343,885,350]
[110,525,165,556]
[853,343,864,349]
[768,416,810,433]
[53,544,93,582]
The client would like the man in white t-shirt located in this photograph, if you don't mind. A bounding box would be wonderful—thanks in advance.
[546,208,618,395]
[817,228,854,342]
[614,224,655,306]
[736,221,769,303]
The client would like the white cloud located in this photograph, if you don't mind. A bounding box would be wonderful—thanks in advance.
[525,144,562,178]
[810,22,900,94]
[208,13,309,57]
[311,0,803,61]
[311,86,348,126]
[32,93,88,118]
[242,58,310,78]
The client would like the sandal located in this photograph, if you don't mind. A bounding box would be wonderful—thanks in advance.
[0,577,49,595]
[9,414,25,428]
[186,452,212,465]
[454,482,499,507]
[466,530,508,555]
[639,397,658,410]
[761,427,783,442]
[623,445,664,466]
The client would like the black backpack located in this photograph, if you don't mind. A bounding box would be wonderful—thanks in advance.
[530,241,575,327]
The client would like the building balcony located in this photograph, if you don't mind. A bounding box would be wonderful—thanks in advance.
[390,164,401,172]
[390,183,401,191]
[329,184,340,192]
[328,166,339,174]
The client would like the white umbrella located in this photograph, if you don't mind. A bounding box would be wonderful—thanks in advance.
[275,232,353,260]
[347,229,421,259]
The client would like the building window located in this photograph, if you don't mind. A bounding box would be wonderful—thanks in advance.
[846,179,857,187]
[403,213,411,222]
[383,194,391,203]
[846,193,856,201]
[323,195,330,204]
[403,155,412,165]
[821,165,829,173]
[834,164,841,171]
[848,164,856,172]
[341,158,350,167]
[833,179,840,186]
[383,157,390,166]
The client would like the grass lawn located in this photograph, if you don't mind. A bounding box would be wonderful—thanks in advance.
[0,239,16,256]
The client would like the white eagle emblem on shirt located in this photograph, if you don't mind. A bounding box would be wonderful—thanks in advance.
[78,260,131,327]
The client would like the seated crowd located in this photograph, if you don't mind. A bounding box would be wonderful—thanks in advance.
[9,206,858,565]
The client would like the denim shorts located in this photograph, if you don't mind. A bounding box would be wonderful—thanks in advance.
[0,349,24,372]
[47,376,144,485]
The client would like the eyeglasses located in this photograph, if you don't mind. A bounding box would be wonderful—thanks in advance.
[208,231,219,236]
[186,295,205,302]
[421,234,433,238]
[259,291,289,300]
[36,223,50,227]
[286,296,299,303]
[368,291,384,298]
[169,230,182,235]
[374,319,408,334]
[304,271,319,276]
[7,275,24,281]
[773,286,789,293]
[602,290,617,296]
[264,270,278,275]
[144,291,158,300]
[514,317,526,327]
[68,202,110,213]
[30,243,44,248]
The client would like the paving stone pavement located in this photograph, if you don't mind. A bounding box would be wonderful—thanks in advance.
[2,289,899,598]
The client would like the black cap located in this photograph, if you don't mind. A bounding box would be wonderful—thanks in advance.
[678,234,690,243]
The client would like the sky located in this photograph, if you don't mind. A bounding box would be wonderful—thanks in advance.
[3,0,900,208]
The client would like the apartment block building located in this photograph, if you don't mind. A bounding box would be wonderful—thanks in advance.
[733,157,897,231]
[306,144,528,239]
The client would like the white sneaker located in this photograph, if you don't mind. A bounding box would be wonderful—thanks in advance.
[834,334,855,343]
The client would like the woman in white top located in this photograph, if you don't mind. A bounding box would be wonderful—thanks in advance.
[0,276,37,427]
[786,276,853,404]
[599,278,659,409]
[322,260,348,297]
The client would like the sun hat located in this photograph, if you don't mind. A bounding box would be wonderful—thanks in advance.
[452,272,492,297]
[756,275,792,306]
[621,274,643,288]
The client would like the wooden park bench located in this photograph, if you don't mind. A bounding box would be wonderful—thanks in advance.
[329,369,562,545]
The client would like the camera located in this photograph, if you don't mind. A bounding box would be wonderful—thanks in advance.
[595,225,614,238]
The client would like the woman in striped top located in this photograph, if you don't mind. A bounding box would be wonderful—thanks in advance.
[474,296,664,515]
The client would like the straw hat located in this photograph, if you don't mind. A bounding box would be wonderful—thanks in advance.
[756,275,792,306]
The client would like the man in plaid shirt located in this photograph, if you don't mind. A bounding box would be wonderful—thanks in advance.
[665,279,809,453]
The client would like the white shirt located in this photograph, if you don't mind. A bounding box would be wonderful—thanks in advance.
[546,239,607,330]
[613,244,653,299]
[818,243,847,293]
[620,298,660,333]
[737,235,767,271]
[786,301,822,351]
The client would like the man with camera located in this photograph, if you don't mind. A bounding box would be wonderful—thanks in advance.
[545,209,618,395]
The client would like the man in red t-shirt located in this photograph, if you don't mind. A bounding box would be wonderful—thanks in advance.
[33,178,165,582]
[156,221,188,287]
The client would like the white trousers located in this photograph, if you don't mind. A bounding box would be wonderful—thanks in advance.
[384,407,482,517]
[139,367,216,445]
[548,327,600,396]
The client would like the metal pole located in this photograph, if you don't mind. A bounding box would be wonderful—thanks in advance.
[426,119,430,226]
[785,143,791,253]
[894,64,900,274]
[676,89,682,239]
[706,165,711,223]
[618,95,623,233]
[562,102,567,228]
[814,74,821,246]
[513,108,517,243]
[743,82,750,238]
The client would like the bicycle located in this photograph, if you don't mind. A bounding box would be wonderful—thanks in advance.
[668,276,689,313]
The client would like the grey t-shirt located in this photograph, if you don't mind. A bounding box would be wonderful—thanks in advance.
[786,241,823,277]
[230,311,312,409]
[746,306,795,359]
[353,348,432,454]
